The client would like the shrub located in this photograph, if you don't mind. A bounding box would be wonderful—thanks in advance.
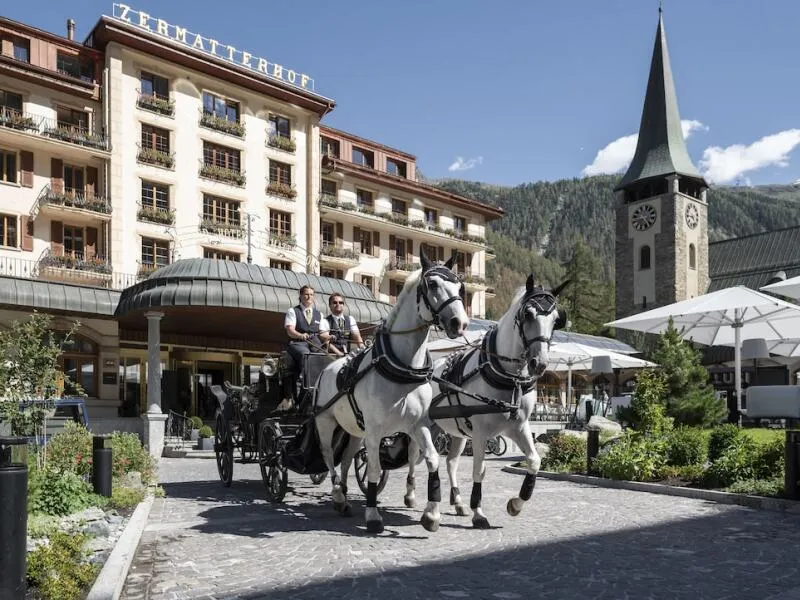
[198,425,213,439]
[189,416,203,429]
[109,431,156,485]
[708,424,743,462]
[677,464,706,483]
[726,477,784,497]
[109,486,145,509]
[665,426,708,467]
[593,431,667,482]
[541,433,586,472]
[28,469,98,516]
[753,437,785,480]
[27,531,98,600]
[43,422,93,477]
[703,437,758,488]
[628,370,674,436]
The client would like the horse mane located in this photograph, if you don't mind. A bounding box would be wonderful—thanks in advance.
[395,268,422,305]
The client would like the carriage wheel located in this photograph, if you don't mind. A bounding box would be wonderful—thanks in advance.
[214,410,234,487]
[259,424,288,503]
[434,431,450,455]
[238,424,255,463]
[353,447,389,496]
[491,436,508,456]
[309,472,328,485]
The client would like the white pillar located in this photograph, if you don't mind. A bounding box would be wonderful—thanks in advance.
[142,311,167,460]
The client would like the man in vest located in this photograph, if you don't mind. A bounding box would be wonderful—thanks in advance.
[319,292,365,356]
[282,285,322,406]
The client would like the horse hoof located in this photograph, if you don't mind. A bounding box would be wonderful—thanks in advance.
[333,501,346,514]
[420,513,440,533]
[341,504,353,517]
[473,516,491,529]
[404,495,416,509]
[366,520,384,534]
[455,505,471,517]
[507,498,523,517]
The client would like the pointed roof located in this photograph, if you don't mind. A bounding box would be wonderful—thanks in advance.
[615,10,705,191]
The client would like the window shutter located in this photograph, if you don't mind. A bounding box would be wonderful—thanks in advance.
[50,220,63,255]
[353,226,361,253]
[372,231,380,257]
[20,151,34,188]
[335,222,343,244]
[50,158,63,193]
[85,227,98,259]
[389,234,396,263]
[86,166,98,198]
[21,217,33,251]
[437,246,444,263]
[407,239,413,264]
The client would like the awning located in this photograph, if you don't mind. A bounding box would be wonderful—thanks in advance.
[0,276,120,317]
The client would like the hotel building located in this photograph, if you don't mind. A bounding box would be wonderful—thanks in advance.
[0,8,502,434]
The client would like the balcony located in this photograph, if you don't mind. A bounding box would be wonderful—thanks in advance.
[199,110,245,138]
[485,286,496,298]
[137,262,165,281]
[0,107,40,133]
[35,185,112,221]
[485,245,496,261]
[136,91,175,117]
[137,205,175,225]
[265,180,297,200]
[40,117,110,151]
[137,145,175,170]
[387,252,420,279]
[267,232,297,249]
[37,249,112,286]
[267,134,296,153]
[320,241,359,268]
[199,162,246,187]
[199,218,245,239]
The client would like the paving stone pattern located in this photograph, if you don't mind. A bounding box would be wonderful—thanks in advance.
[121,457,800,600]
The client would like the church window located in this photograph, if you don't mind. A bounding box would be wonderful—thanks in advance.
[639,245,651,270]
[689,244,696,270]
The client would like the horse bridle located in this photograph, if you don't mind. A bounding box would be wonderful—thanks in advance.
[416,266,465,328]
[512,291,558,361]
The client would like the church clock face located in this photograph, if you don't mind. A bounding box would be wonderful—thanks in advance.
[631,204,657,231]
[685,203,699,229]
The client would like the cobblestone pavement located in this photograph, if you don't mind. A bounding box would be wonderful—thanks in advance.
[121,457,800,600]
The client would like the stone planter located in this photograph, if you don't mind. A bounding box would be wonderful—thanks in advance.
[198,437,214,451]
[190,429,199,442]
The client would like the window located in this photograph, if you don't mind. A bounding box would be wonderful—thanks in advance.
[360,275,374,293]
[321,179,337,197]
[321,136,340,158]
[420,243,443,262]
[386,158,407,178]
[271,260,292,270]
[358,229,374,255]
[203,194,241,226]
[141,124,170,153]
[141,181,169,211]
[268,115,291,138]
[640,245,651,270]
[352,146,374,168]
[56,53,94,82]
[321,268,344,279]
[689,243,696,270]
[203,248,240,261]
[64,225,84,256]
[356,189,374,209]
[0,149,17,184]
[140,71,169,99]
[202,142,240,171]
[391,198,407,216]
[141,237,170,267]
[393,237,407,258]
[63,165,84,194]
[0,214,17,247]
[58,334,97,398]
[0,90,23,113]
[453,216,467,233]
[56,106,88,130]
[269,160,291,185]
[270,210,292,237]
[424,208,438,227]
[389,279,403,301]
[202,91,239,122]
[321,221,335,245]
[12,38,29,63]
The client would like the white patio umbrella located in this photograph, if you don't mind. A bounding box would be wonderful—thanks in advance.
[761,275,800,300]
[606,286,800,418]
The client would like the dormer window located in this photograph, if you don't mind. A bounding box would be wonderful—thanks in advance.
[57,53,94,82]
[386,158,407,178]
[352,146,374,168]
[321,136,340,158]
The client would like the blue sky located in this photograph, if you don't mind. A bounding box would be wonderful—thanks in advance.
[7,0,800,187]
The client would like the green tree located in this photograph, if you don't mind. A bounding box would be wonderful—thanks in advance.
[652,318,728,427]
[560,239,613,334]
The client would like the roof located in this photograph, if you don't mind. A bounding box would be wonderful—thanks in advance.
[320,126,416,161]
[0,16,103,56]
[114,258,391,323]
[0,276,120,316]
[615,11,705,191]
[708,226,800,292]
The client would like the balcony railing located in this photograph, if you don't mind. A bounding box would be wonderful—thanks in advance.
[0,107,40,132]
[267,134,296,153]
[388,258,419,272]
[38,185,112,216]
[0,254,140,290]
[136,90,175,117]
[199,217,245,238]
[320,242,358,262]
[39,249,112,275]
[268,232,297,249]
[199,161,246,187]
[137,145,175,169]
[137,205,175,225]
[318,193,338,208]
[199,110,246,138]
[40,117,110,151]
[137,262,166,280]
[266,180,297,199]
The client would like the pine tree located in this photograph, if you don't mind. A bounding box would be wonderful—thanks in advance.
[561,240,614,335]
[652,318,728,427]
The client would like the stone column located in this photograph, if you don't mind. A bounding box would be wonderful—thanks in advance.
[141,311,167,460]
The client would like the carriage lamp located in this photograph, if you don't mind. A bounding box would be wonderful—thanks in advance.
[261,356,279,377]
[0,436,29,599]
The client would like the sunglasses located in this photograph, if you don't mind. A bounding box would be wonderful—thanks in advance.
[331,300,345,305]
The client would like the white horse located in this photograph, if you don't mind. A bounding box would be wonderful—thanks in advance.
[406,274,568,528]
[314,250,470,534]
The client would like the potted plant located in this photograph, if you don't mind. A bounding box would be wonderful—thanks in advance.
[197,425,214,450]
[189,416,203,442]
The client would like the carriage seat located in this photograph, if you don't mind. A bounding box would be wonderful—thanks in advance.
[209,385,229,411]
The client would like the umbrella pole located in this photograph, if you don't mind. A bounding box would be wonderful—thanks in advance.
[567,362,573,410]
[734,311,742,426]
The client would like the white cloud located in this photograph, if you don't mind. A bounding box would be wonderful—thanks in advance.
[448,156,483,172]
[581,119,708,176]
[698,129,800,184]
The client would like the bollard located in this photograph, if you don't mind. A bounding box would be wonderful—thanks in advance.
[585,400,594,422]
[92,435,113,498]
[786,430,800,501]
[0,436,28,600]
[587,430,600,476]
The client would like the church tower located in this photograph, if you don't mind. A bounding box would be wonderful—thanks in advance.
[615,9,709,320]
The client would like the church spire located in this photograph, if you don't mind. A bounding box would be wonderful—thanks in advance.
[615,9,705,191]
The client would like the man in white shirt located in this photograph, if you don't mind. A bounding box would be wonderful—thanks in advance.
[282,285,322,405]
[319,293,365,357]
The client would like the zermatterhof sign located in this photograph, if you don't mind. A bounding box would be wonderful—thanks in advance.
[111,4,316,92]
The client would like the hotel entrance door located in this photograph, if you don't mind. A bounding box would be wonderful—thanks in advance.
[194,361,234,419]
